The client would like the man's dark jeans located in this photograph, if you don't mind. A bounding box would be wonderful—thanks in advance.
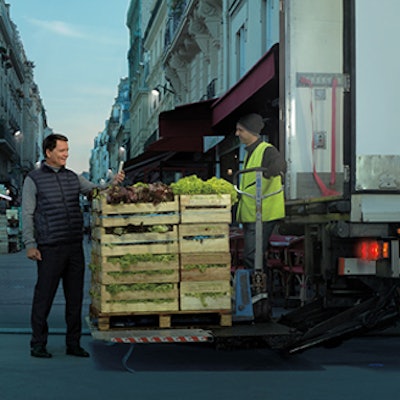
[30,242,85,348]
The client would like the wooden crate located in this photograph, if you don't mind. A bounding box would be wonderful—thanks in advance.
[92,225,178,245]
[91,241,179,258]
[92,196,179,226]
[179,194,232,223]
[91,225,179,257]
[90,252,179,284]
[180,280,231,311]
[180,252,231,281]
[178,223,230,253]
[91,282,179,313]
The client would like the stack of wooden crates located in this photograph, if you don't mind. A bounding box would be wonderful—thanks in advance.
[90,193,232,330]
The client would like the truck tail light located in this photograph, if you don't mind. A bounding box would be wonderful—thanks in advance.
[356,240,389,261]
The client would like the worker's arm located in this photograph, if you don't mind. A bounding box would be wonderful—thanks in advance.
[262,146,287,178]
[21,176,41,260]
[78,171,125,196]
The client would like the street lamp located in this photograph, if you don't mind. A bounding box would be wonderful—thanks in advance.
[151,84,176,96]
[118,146,126,173]
[13,130,23,164]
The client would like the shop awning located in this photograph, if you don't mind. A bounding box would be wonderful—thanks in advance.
[147,136,204,152]
[146,98,216,152]
[211,43,279,135]
[129,44,278,157]
[124,151,175,173]
[123,150,177,183]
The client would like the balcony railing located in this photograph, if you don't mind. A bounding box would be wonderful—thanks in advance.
[164,0,190,50]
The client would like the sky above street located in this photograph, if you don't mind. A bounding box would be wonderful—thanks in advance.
[7,0,130,174]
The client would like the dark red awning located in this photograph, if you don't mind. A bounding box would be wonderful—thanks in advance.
[139,44,278,153]
[146,98,216,152]
[147,135,204,152]
[211,43,279,135]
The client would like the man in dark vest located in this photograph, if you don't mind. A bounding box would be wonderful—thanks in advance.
[22,133,124,358]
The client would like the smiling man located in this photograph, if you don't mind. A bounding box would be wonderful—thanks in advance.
[21,133,123,358]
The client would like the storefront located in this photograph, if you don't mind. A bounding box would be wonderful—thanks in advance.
[125,44,279,184]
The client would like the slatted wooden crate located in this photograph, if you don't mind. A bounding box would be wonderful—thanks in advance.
[180,280,231,311]
[90,282,179,313]
[179,194,232,223]
[91,225,179,258]
[89,194,234,325]
[178,223,230,253]
[90,252,179,284]
[180,252,231,281]
[91,196,180,226]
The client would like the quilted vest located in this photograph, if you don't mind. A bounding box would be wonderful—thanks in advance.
[29,164,83,245]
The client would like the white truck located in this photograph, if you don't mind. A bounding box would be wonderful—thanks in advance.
[276,0,400,351]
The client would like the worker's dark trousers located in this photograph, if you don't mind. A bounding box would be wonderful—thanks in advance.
[30,242,85,349]
[242,221,276,270]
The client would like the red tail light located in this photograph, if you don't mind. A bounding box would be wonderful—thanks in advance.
[356,240,389,261]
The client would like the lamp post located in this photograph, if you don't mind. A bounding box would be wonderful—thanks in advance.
[13,130,23,165]
[151,84,176,97]
[13,130,23,204]
[118,146,126,173]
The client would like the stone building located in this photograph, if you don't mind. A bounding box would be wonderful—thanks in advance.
[120,0,280,184]
[90,77,131,184]
[91,0,280,184]
[0,0,47,204]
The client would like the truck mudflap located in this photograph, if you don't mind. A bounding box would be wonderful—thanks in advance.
[278,282,400,354]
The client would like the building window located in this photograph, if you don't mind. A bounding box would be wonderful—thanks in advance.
[236,24,246,79]
[262,0,280,52]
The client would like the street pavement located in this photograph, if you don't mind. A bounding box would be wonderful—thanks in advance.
[1,238,400,400]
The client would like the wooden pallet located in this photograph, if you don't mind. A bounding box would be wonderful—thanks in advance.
[90,305,232,331]
[179,194,232,223]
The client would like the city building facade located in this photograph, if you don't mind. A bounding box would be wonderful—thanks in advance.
[120,0,280,184]
[90,77,131,184]
[0,0,47,205]
[91,0,281,186]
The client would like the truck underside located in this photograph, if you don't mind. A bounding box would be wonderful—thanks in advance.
[213,298,399,354]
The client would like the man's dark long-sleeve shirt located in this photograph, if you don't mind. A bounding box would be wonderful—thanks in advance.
[245,138,286,178]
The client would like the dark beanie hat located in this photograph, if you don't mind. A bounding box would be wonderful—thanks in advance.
[237,113,264,135]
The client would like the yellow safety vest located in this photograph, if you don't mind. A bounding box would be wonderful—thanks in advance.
[236,142,285,223]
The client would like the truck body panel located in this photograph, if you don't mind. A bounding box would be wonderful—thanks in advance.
[282,0,400,211]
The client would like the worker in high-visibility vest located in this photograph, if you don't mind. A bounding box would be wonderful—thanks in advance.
[235,113,286,270]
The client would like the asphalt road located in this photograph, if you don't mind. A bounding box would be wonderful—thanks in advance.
[1,242,400,399]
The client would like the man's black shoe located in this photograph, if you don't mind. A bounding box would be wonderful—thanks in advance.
[31,345,52,358]
[66,346,90,357]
